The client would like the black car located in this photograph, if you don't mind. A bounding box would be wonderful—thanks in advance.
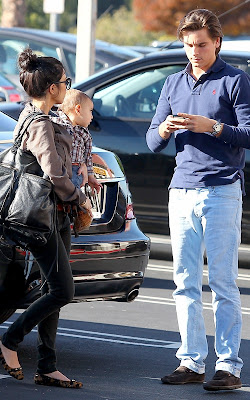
[1,48,250,243]
[0,112,150,324]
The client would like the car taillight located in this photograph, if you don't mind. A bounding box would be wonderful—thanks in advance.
[1,86,21,103]
[125,204,135,220]
[9,93,21,102]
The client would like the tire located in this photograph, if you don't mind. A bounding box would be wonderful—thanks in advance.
[0,308,16,324]
[0,260,26,325]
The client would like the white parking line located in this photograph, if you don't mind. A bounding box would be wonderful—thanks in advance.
[0,374,11,380]
[0,322,180,349]
[136,295,250,315]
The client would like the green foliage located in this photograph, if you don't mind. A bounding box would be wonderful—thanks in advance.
[25,0,49,29]
[96,6,162,45]
[25,0,77,32]
[0,0,174,45]
[59,0,78,32]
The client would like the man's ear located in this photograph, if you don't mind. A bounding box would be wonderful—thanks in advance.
[215,36,220,48]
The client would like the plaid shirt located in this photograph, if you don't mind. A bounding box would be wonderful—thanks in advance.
[50,110,94,174]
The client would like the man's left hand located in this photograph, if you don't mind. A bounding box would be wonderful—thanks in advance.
[174,113,222,135]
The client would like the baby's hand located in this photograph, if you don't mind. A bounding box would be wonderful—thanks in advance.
[88,175,102,193]
[78,163,88,186]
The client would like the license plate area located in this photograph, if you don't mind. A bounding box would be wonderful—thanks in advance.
[91,185,106,220]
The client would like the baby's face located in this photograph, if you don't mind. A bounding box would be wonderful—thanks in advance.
[75,98,93,128]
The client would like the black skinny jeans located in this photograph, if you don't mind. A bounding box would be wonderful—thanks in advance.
[2,211,74,374]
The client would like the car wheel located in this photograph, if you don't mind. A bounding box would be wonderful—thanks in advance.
[0,258,26,324]
[0,307,16,324]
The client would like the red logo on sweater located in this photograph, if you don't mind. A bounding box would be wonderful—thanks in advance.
[212,89,216,95]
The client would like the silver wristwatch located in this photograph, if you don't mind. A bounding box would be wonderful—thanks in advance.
[211,121,222,136]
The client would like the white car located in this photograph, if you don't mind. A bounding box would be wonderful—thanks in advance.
[221,39,250,52]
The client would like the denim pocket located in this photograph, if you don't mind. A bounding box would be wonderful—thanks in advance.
[211,180,241,200]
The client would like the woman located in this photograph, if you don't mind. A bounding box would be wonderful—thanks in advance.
[0,48,91,388]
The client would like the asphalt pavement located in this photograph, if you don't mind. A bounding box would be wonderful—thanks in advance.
[0,257,250,400]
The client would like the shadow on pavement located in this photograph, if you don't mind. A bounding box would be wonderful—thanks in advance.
[0,316,250,399]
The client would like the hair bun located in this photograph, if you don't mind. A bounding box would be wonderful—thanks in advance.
[18,47,39,72]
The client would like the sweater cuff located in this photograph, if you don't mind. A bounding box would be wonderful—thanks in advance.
[217,123,232,142]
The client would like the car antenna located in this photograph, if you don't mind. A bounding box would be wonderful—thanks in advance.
[218,0,249,18]
[159,40,180,51]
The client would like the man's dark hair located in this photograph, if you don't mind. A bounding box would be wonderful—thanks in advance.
[177,9,223,55]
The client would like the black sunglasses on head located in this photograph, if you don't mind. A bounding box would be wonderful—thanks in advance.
[53,77,72,90]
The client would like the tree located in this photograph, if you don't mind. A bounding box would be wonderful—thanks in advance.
[1,0,26,27]
[96,6,158,45]
[26,0,49,30]
[133,0,250,36]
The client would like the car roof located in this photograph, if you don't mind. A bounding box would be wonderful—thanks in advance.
[0,27,76,47]
[73,48,250,89]
[0,27,141,59]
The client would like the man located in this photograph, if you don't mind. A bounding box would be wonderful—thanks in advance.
[146,9,250,391]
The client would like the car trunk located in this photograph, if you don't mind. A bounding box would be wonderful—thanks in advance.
[78,147,127,235]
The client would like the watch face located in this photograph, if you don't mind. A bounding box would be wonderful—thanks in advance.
[213,122,222,133]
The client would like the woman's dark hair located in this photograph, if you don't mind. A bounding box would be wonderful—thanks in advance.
[18,48,64,98]
[177,9,223,55]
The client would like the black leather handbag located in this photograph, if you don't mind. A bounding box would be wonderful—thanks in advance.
[0,112,55,249]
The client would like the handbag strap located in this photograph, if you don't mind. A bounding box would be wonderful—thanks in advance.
[13,111,49,152]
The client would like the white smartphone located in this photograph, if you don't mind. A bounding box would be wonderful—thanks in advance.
[172,115,186,123]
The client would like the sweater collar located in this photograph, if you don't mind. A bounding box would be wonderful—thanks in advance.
[183,56,226,76]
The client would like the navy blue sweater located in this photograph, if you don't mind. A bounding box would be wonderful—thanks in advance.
[146,57,250,190]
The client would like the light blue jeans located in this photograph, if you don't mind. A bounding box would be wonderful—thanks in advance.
[71,165,83,189]
[168,180,243,377]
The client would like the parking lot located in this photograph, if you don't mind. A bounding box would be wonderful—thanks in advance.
[1,256,250,400]
[0,6,249,400]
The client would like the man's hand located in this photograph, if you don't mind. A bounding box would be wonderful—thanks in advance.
[175,113,223,136]
[159,116,179,139]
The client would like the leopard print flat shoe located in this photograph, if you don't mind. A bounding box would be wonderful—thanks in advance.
[34,373,83,388]
[0,348,24,380]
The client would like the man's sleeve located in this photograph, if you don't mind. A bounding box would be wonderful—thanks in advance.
[218,72,250,148]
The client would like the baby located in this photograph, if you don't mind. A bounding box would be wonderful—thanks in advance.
[51,89,101,193]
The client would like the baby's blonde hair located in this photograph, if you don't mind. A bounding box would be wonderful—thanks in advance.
[60,89,91,114]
